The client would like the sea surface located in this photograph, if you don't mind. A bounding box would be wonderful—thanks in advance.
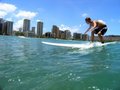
[0,36,120,90]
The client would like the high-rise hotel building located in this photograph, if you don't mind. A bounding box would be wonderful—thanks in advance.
[0,19,13,35]
[37,21,43,37]
[6,21,13,35]
[52,25,59,38]
[73,33,82,40]
[82,34,89,40]
[0,18,4,35]
[64,30,71,39]
[23,19,30,33]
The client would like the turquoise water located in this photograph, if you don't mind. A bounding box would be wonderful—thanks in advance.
[0,36,120,90]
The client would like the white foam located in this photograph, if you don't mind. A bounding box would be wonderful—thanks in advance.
[18,36,26,38]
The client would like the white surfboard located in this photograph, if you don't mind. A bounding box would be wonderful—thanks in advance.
[41,41,114,49]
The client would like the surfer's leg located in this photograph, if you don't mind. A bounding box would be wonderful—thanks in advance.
[91,31,95,42]
[98,33,104,43]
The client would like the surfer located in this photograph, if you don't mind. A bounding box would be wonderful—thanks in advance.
[84,17,107,43]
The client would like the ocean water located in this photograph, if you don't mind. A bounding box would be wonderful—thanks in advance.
[0,36,120,90]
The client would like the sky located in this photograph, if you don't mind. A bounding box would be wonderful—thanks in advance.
[0,0,120,35]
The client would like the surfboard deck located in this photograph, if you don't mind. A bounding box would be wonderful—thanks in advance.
[41,41,110,49]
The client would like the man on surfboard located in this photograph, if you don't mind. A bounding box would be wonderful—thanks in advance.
[84,17,107,43]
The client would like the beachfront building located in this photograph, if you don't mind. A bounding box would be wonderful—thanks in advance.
[37,21,43,38]
[73,33,89,40]
[105,35,120,41]
[45,32,52,38]
[6,21,13,35]
[27,31,35,37]
[73,33,82,40]
[19,28,22,32]
[59,30,65,39]
[32,27,35,35]
[52,25,60,38]
[23,19,30,33]
[64,30,71,40]
[93,35,120,42]
[0,18,4,35]
[82,34,89,41]
[1,21,13,35]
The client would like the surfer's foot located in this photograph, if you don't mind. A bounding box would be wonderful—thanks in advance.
[101,42,104,44]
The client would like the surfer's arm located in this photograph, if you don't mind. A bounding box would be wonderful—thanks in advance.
[89,27,95,32]
[84,26,91,34]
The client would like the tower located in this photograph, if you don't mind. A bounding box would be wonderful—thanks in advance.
[6,21,13,35]
[23,19,30,33]
[52,25,59,38]
[37,21,43,38]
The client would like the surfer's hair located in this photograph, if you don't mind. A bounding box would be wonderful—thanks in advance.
[85,17,92,22]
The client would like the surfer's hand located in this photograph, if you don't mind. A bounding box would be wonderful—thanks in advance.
[98,31,101,34]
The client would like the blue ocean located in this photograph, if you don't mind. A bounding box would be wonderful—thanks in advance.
[0,36,120,90]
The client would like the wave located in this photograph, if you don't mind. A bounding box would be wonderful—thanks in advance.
[18,36,26,38]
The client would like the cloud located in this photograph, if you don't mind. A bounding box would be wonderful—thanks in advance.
[81,13,88,17]
[6,18,13,21]
[13,10,37,30]
[36,19,42,22]
[0,2,38,31]
[0,11,7,17]
[15,10,37,19]
[59,24,81,34]
[0,3,17,17]
[14,19,23,30]
[0,3,17,13]
[14,11,37,30]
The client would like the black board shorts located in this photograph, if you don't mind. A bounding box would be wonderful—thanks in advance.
[94,26,107,35]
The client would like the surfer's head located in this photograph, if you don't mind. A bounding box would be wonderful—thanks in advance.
[85,17,92,24]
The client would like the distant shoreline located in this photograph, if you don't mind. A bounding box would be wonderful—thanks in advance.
[0,35,120,42]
